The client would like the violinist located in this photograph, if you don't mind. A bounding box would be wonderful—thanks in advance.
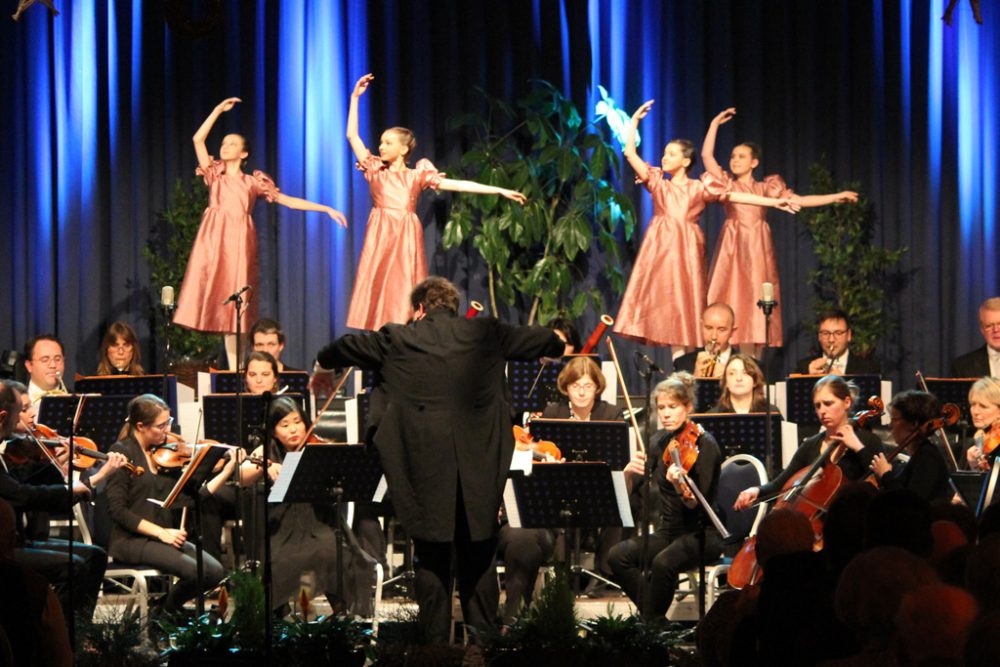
[607,372,723,618]
[793,310,881,376]
[674,303,736,378]
[963,376,1000,471]
[95,321,144,376]
[245,350,279,395]
[0,380,106,628]
[734,375,883,511]
[23,334,68,405]
[869,391,952,502]
[706,353,781,415]
[105,394,233,614]
[238,397,374,612]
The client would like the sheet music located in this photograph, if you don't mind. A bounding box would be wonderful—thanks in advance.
[267,450,303,503]
[503,478,522,528]
[612,470,634,528]
[374,475,387,502]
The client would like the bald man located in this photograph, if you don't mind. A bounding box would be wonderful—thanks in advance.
[674,303,738,377]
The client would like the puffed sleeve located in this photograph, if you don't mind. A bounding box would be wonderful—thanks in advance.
[762,174,795,199]
[251,170,281,203]
[356,151,387,182]
[195,158,226,186]
[635,164,664,192]
[699,170,731,202]
[413,158,445,191]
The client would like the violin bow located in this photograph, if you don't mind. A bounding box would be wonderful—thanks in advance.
[302,366,355,444]
[605,336,645,454]
[915,370,961,470]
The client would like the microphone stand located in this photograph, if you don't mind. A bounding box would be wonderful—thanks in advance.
[756,296,778,477]
[227,288,248,570]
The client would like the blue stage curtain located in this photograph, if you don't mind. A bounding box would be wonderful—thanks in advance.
[0,0,997,388]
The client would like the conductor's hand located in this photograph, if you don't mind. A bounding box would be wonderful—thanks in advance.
[159,528,187,549]
[733,487,759,511]
[624,450,646,477]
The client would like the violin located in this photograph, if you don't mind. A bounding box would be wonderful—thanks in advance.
[867,403,961,486]
[664,421,703,501]
[978,421,1000,466]
[512,425,562,461]
[6,423,143,477]
[728,396,884,590]
[151,433,224,472]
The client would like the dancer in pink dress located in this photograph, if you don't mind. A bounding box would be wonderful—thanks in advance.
[345,74,527,331]
[702,108,858,354]
[614,100,798,354]
[175,97,347,345]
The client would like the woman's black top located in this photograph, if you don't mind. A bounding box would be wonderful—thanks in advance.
[758,428,883,499]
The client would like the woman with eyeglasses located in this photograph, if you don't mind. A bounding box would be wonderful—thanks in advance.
[95,321,144,376]
[105,394,239,613]
[541,357,622,421]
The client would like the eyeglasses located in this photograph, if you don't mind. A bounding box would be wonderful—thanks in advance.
[150,417,174,431]
[32,355,64,365]
[569,382,597,392]
[818,330,848,339]
[982,323,1000,332]
[109,342,133,350]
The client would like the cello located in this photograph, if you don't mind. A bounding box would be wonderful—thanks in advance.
[727,396,884,589]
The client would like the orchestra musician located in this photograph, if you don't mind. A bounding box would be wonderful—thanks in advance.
[250,318,300,372]
[23,335,68,405]
[951,297,1000,378]
[674,303,737,378]
[706,353,781,416]
[963,376,1000,472]
[733,376,883,512]
[95,321,145,376]
[794,309,881,376]
[313,276,564,643]
[869,391,952,503]
[244,350,280,395]
[608,372,723,618]
[105,394,237,614]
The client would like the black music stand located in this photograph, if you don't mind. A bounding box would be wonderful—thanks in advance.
[507,359,566,414]
[504,462,632,593]
[268,445,384,615]
[694,378,723,413]
[74,374,179,415]
[202,393,307,449]
[37,395,79,434]
[951,471,988,513]
[528,419,631,470]
[211,371,311,398]
[153,443,231,614]
[924,378,976,430]
[784,374,883,426]
[690,413,784,461]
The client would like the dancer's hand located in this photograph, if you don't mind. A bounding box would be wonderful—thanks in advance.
[712,107,736,126]
[215,97,242,113]
[835,191,859,204]
[631,100,654,125]
[353,73,374,98]
[775,198,801,214]
[327,207,349,228]
[501,189,527,205]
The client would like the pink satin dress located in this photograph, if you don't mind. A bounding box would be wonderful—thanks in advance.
[706,173,791,347]
[174,159,279,333]
[346,153,443,331]
[613,167,726,348]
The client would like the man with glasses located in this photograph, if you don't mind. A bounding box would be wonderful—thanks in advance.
[674,303,738,377]
[794,308,881,375]
[23,334,67,405]
[951,298,1000,378]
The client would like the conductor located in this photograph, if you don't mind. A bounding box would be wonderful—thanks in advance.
[312,277,563,642]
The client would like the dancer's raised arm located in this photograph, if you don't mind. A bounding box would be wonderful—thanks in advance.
[346,74,374,162]
[623,100,654,181]
[702,107,736,179]
[193,97,241,169]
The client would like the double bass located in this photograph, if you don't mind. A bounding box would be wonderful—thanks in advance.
[727,397,884,589]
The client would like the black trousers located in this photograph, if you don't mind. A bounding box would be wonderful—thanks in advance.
[494,526,554,624]
[411,492,498,644]
[15,538,107,626]
[111,536,225,612]
[607,527,722,618]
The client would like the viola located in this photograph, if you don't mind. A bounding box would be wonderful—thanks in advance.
[663,420,703,501]
[151,433,225,472]
[866,402,961,486]
[512,425,562,461]
[728,396,884,590]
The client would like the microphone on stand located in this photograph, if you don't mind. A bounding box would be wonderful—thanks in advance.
[161,285,175,311]
[756,281,777,316]
[223,285,252,306]
[634,350,665,375]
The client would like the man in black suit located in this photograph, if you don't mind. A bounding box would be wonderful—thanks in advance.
[312,277,563,642]
[951,297,1000,378]
[794,308,881,375]
[674,303,737,377]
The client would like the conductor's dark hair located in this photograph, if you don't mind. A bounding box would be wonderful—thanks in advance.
[549,317,582,352]
[669,138,697,173]
[410,277,460,314]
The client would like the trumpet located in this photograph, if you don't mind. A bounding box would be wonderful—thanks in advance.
[822,343,837,374]
[696,338,722,377]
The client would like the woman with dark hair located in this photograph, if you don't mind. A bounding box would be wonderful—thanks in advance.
[734,375,883,511]
[707,353,780,415]
[548,318,582,356]
[95,321,144,376]
[244,350,279,395]
[239,397,375,612]
[106,394,235,613]
[869,390,951,502]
